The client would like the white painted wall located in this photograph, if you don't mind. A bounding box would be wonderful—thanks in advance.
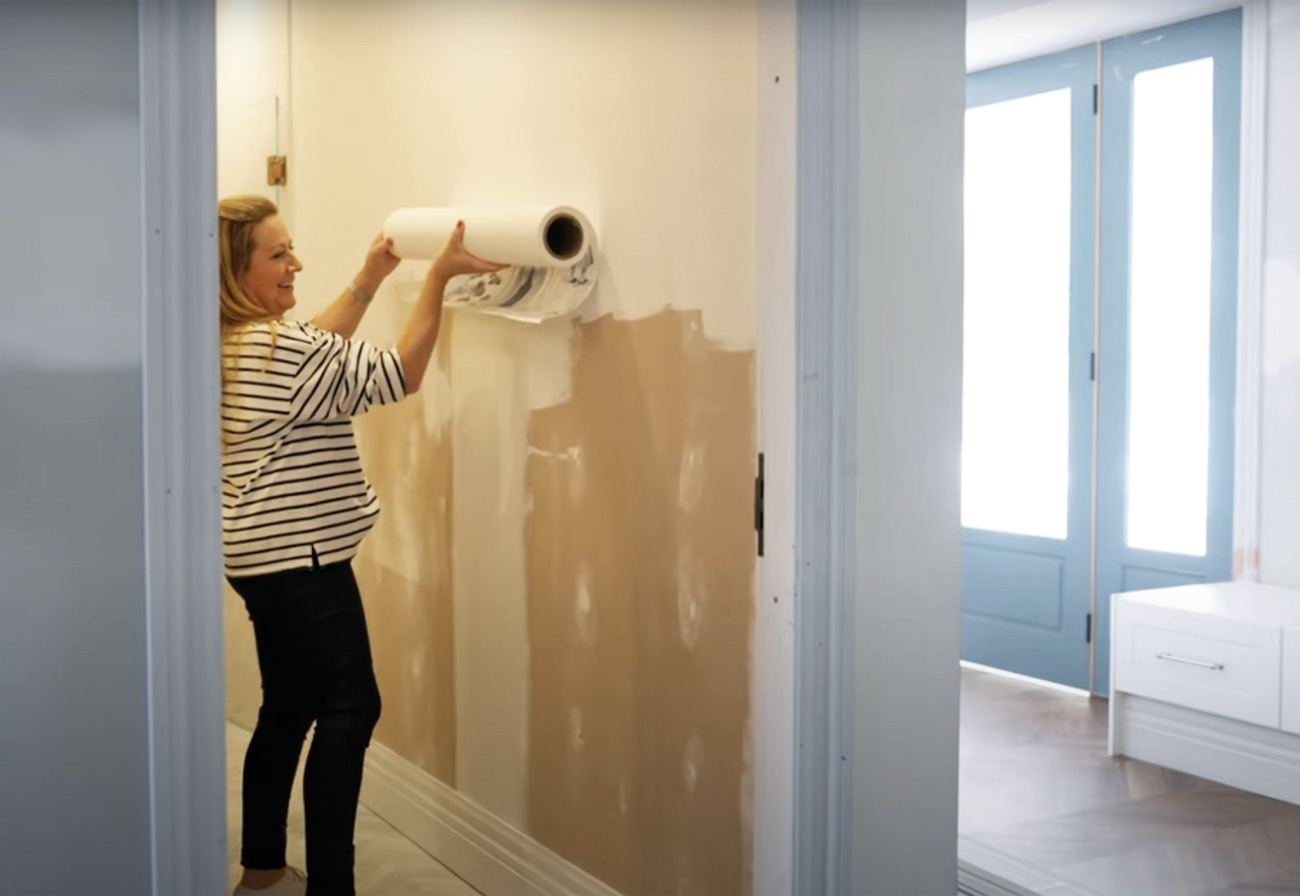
[215,0,290,219]
[851,1,965,893]
[1258,0,1300,586]
[0,2,153,893]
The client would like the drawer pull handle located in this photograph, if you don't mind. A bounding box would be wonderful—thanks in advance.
[1156,652,1225,671]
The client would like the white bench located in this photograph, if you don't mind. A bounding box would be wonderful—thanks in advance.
[1109,581,1300,805]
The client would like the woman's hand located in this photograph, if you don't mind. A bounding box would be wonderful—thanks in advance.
[362,232,401,284]
[398,223,507,393]
[431,222,508,281]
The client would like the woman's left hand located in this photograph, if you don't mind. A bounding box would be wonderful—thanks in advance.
[362,232,401,282]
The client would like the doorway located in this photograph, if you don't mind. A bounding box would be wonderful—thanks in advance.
[960,9,1243,695]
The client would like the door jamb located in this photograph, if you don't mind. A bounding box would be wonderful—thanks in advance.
[139,0,227,892]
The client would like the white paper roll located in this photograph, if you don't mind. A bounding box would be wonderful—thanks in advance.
[382,205,595,268]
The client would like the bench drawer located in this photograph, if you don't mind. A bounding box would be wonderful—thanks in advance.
[1284,627,1300,736]
[1114,599,1281,728]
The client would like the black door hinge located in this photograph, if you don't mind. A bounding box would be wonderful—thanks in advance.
[1090,351,1096,382]
[754,453,765,557]
[1093,84,1099,114]
[1086,612,1093,644]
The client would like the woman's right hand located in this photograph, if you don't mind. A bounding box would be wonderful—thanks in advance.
[399,222,507,394]
[431,222,508,281]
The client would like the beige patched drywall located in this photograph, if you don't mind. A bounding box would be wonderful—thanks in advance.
[524,310,755,895]
[223,1,759,892]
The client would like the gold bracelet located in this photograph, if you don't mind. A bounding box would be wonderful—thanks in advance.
[347,282,372,304]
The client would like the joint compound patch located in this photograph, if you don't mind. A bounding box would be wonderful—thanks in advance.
[683,734,705,795]
[676,544,706,650]
[678,439,707,514]
[569,706,585,753]
[575,564,598,645]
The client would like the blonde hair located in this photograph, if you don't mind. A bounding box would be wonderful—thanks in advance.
[218,195,281,443]
[219,194,280,330]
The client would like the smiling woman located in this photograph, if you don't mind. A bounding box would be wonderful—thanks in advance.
[215,194,503,896]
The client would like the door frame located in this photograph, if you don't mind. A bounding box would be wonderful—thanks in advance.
[793,1,966,894]
[139,1,227,894]
[140,1,1267,895]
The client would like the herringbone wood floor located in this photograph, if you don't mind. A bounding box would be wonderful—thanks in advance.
[960,666,1300,896]
[225,724,480,896]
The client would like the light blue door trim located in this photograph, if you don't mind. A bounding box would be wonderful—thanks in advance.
[138,0,228,893]
[961,46,1097,691]
[793,0,859,891]
[1095,9,1242,695]
[794,1,966,894]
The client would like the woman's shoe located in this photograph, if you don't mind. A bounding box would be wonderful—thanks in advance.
[232,866,307,896]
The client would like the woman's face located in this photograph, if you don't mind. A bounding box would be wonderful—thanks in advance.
[241,215,302,315]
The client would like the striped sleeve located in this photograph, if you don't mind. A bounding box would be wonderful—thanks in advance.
[226,322,408,426]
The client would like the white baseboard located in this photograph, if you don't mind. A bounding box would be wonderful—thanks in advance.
[958,836,1101,896]
[360,740,621,896]
[1112,692,1300,805]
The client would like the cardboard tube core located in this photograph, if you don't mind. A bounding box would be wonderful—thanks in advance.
[544,214,584,261]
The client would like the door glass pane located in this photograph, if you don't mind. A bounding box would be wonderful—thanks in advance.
[962,88,1073,539]
[1126,58,1214,557]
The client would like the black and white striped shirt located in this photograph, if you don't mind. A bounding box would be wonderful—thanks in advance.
[221,320,407,577]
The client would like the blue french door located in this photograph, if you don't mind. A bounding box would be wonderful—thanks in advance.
[1094,11,1242,695]
[962,10,1241,694]
[960,46,1098,691]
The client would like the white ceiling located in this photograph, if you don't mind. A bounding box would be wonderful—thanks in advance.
[967,0,1044,24]
[966,0,1244,71]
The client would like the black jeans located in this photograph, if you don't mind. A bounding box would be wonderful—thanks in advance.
[228,560,381,896]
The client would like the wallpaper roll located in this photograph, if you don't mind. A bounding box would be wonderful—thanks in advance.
[381,204,600,322]
[383,205,595,268]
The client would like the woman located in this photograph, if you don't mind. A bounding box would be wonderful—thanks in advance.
[219,195,502,896]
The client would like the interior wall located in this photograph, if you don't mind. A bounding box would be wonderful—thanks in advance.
[0,2,153,893]
[282,2,759,893]
[1259,0,1300,587]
